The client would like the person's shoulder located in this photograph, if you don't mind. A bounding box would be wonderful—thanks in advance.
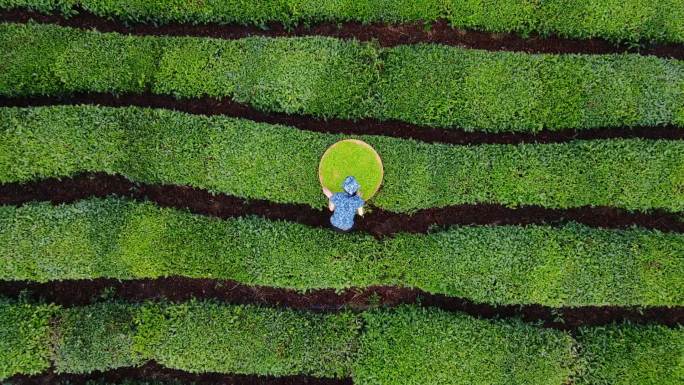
[354,195,365,206]
[331,192,345,202]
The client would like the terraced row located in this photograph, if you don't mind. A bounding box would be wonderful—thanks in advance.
[2,300,682,385]
[2,106,683,213]
[1,198,682,307]
[2,0,684,45]
[2,23,684,132]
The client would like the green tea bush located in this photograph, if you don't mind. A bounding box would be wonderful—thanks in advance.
[1,198,682,307]
[153,35,379,119]
[576,324,684,385]
[2,23,683,132]
[51,302,143,373]
[0,301,54,379]
[1,0,683,44]
[2,106,682,213]
[134,301,361,377]
[353,306,575,385]
[376,45,683,130]
[0,301,360,378]
[1,300,681,385]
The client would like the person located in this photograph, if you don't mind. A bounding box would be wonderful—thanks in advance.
[322,176,365,231]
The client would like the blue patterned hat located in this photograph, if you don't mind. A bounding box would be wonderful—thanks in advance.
[342,176,360,195]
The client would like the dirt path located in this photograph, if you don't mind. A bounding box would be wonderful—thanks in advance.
[2,8,683,59]
[7,362,349,385]
[2,94,683,146]
[2,173,682,237]
[1,277,681,329]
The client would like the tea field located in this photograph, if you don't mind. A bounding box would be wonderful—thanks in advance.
[0,1,682,385]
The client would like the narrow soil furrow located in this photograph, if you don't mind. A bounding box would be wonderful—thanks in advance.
[2,8,683,59]
[0,277,682,329]
[1,173,682,237]
[7,361,350,385]
[1,94,683,145]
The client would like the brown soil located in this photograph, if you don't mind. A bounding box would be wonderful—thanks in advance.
[1,94,683,146]
[1,8,683,59]
[0,277,681,330]
[1,173,682,237]
[8,361,350,385]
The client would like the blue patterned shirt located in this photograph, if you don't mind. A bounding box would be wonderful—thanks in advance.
[330,192,365,231]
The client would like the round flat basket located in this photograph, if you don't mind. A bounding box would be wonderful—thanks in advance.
[318,139,384,200]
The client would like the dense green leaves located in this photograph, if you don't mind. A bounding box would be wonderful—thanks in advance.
[52,303,144,373]
[135,302,361,377]
[577,324,684,385]
[2,302,573,382]
[2,106,683,213]
[377,45,684,130]
[1,301,680,385]
[1,301,362,379]
[1,0,683,44]
[2,23,684,132]
[0,301,53,379]
[354,306,575,385]
[1,198,682,307]
[154,34,379,119]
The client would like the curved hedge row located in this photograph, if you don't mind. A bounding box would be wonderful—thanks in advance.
[2,0,684,45]
[576,324,684,385]
[2,300,682,385]
[2,106,683,213]
[0,301,54,379]
[55,301,360,377]
[2,23,684,132]
[2,198,682,307]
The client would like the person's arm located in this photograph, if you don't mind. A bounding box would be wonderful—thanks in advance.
[357,192,365,216]
[323,187,335,211]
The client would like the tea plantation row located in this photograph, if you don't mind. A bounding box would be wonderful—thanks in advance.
[2,0,683,44]
[2,198,682,307]
[2,106,682,213]
[2,300,682,385]
[2,23,684,132]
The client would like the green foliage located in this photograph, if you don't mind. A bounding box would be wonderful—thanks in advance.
[576,324,684,385]
[0,23,379,120]
[1,300,681,385]
[0,301,54,379]
[1,198,682,307]
[354,306,575,385]
[153,35,379,119]
[2,23,684,132]
[134,301,361,377]
[2,301,361,378]
[53,32,162,95]
[0,19,75,95]
[1,0,683,44]
[51,302,143,373]
[535,0,684,45]
[377,45,684,130]
[2,105,683,213]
